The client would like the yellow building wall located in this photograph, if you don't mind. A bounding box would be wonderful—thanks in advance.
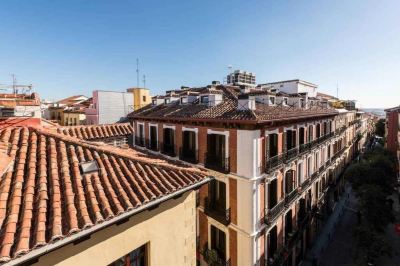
[33,191,197,266]
[132,88,152,110]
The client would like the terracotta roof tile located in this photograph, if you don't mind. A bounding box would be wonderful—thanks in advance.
[58,123,133,141]
[0,126,207,262]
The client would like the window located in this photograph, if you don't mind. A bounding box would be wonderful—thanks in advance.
[108,244,147,266]
[269,96,275,105]
[209,179,226,211]
[210,225,226,261]
[152,100,156,105]
[201,95,209,104]
[268,179,278,209]
[164,98,170,104]
[142,95,146,102]
[268,133,278,157]
[283,97,288,105]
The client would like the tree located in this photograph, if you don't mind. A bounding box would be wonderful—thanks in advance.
[375,118,385,137]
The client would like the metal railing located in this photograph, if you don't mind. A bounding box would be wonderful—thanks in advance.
[161,142,176,157]
[284,188,299,207]
[203,243,231,266]
[204,197,231,225]
[204,153,230,173]
[265,200,285,224]
[134,136,145,147]
[265,132,336,174]
[179,147,198,164]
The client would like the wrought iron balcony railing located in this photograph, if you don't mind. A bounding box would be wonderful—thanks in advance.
[204,197,231,225]
[179,147,198,164]
[203,243,231,266]
[265,154,284,173]
[134,136,145,147]
[205,152,230,173]
[264,200,285,224]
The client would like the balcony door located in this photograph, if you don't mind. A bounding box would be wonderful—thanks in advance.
[285,210,293,241]
[149,126,158,150]
[299,127,305,145]
[267,226,278,259]
[286,130,297,150]
[316,124,321,138]
[268,133,278,158]
[308,125,313,142]
[210,225,226,261]
[268,179,278,209]
[285,170,295,194]
[209,179,226,212]
[206,134,227,172]
[181,131,196,162]
[163,128,175,156]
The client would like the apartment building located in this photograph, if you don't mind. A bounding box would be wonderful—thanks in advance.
[85,90,134,125]
[0,121,209,266]
[128,83,362,266]
[385,105,400,176]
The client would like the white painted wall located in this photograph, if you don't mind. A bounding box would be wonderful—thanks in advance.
[237,130,262,178]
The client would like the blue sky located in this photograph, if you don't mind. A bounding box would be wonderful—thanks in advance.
[0,0,399,108]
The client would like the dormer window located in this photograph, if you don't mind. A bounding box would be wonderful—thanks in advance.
[201,95,209,104]
[269,96,275,105]
[165,98,170,104]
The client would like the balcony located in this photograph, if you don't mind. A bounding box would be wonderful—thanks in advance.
[265,200,285,224]
[300,178,311,191]
[284,189,298,207]
[284,147,298,163]
[204,197,231,225]
[179,147,198,164]
[134,136,145,147]
[319,164,325,173]
[145,139,159,151]
[161,142,176,157]
[265,154,284,173]
[205,153,230,173]
[203,243,231,266]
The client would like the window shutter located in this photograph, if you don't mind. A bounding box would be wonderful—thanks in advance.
[282,131,287,153]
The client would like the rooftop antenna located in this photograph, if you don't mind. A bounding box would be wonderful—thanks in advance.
[136,58,140,88]
[336,81,339,99]
[227,65,233,84]
[143,74,146,89]
[12,74,17,94]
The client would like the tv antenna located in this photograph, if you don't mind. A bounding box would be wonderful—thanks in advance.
[136,58,140,88]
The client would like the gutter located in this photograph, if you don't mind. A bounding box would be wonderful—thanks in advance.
[6,177,212,266]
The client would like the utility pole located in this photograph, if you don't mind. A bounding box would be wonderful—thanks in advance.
[143,74,146,89]
[136,58,140,88]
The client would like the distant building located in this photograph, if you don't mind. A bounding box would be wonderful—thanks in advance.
[227,70,256,86]
[126,87,152,110]
[385,105,400,176]
[0,92,41,118]
[263,79,318,97]
[46,95,90,125]
[85,90,134,124]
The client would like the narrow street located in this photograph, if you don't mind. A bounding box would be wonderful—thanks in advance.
[302,184,359,266]
[318,186,358,266]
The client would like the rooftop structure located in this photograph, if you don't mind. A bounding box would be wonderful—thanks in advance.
[385,105,400,176]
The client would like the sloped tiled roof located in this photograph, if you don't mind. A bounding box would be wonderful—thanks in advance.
[0,126,207,263]
[57,123,133,140]
[129,85,337,123]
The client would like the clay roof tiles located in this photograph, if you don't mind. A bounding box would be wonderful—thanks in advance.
[0,126,207,263]
[57,123,133,141]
